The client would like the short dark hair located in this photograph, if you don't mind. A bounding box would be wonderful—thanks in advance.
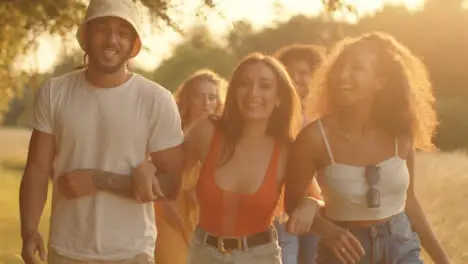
[274,44,325,71]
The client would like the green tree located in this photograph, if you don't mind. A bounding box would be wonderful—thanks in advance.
[148,1,468,151]
[1,0,353,123]
[345,1,468,150]
[0,0,216,123]
[152,24,236,91]
[227,15,341,60]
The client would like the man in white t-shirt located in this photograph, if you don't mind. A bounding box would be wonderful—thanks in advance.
[19,0,184,263]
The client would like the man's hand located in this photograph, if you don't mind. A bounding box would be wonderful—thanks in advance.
[21,230,46,264]
[132,160,164,203]
[58,169,97,199]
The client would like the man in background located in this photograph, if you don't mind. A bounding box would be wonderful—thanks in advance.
[275,44,325,264]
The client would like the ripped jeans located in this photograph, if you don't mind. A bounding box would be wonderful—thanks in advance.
[317,212,423,264]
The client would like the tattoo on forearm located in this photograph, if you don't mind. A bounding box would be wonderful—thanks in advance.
[91,171,134,199]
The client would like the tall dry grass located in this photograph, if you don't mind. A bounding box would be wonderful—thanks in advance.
[0,128,30,171]
[415,151,468,263]
[0,128,466,263]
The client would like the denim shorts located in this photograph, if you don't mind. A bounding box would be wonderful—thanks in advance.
[317,212,423,264]
[274,219,299,264]
[298,233,319,264]
[187,226,282,264]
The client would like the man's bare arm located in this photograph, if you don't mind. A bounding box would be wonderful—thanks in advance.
[150,143,185,200]
[57,168,135,199]
[19,130,55,239]
[91,171,134,198]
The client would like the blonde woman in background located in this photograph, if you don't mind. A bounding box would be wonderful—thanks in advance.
[154,69,227,264]
[175,69,227,132]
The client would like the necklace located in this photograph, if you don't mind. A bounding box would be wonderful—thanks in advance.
[338,125,370,143]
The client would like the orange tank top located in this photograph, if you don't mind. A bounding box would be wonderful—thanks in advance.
[197,129,281,237]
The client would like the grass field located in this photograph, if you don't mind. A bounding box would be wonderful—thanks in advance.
[0,128,51,264]
[0,127,467,263]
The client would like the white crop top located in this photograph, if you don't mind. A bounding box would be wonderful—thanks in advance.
[316,120,410,221]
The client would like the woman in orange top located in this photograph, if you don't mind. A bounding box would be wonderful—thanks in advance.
[182,53,322,264]
[154,69,226,264]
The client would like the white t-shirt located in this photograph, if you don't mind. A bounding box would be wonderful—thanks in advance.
[32,70,184,261]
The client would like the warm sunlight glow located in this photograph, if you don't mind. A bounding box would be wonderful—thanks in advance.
[348,0,425,13]
[17,0,426,73]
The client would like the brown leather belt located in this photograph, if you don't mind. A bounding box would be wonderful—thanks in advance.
[199,227,276,254]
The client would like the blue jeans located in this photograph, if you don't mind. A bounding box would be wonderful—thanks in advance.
[317,212,423,264]
[187,226,281,264]
[274,219,299,264]
[298,233,319,264]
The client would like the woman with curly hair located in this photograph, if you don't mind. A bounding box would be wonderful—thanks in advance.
[284,32,450,264]
[154,69,226,264]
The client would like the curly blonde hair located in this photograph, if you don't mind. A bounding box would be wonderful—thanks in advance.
[309,32,437,151]
[174,69,227,127]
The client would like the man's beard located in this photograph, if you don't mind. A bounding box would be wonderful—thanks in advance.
[87,51,129,74]
[86,42,133,74]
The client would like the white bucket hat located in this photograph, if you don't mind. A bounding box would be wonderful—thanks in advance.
[76,0,143,58]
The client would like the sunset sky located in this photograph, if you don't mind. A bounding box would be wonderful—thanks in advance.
[15,0,425,73]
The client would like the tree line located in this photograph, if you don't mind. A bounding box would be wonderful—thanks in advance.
[3,0,468,150]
